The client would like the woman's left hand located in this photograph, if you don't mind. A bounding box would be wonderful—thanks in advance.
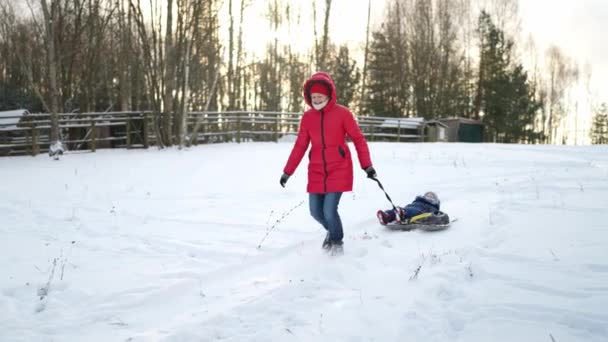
[364,166,377,179]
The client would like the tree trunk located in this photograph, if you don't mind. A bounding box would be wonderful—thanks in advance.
[359,0,371,114]
[163,0,175,146]
[227,0,235,110]
[118,0,132,111]
[180,37,191,148]
[235,0,246,110]
[40,0,61,144]
[319,0,332,71]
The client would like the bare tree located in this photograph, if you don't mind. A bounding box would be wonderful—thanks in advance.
[162,0,176,146]
[256,0,284,111]
[522,34,547,141]
[319,0,332,71]
[130,0,165,147]
[487,0,520,40]
[81,1,116,112]
[312,1,319,69]
[359,0,371,114]
[456,0,474,118]
[227,0,236,110]
[0,2,42,111]
[236,0,250,110]
[116,0,134,111]
[234,0,250,109]
[175,0,204,147]
[545,45,578,143]
[408,0,459,118]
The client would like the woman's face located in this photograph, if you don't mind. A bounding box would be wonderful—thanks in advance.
[311,93,328,105]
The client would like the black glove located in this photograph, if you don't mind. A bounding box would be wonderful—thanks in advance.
[279,173,290,188]
[364,166,377,179]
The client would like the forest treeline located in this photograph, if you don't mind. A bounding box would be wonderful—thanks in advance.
[0,0,606,146]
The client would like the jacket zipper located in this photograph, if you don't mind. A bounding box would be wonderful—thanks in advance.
[320,109,328,193]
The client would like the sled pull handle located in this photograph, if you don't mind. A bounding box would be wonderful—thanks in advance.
[369,177,398,211]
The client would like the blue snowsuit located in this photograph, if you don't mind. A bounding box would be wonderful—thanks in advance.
[384,195,440,222]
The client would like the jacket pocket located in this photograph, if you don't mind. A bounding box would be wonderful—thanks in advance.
[338,146,346,158]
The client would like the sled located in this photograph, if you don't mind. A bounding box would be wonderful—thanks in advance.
[385,211,453,232]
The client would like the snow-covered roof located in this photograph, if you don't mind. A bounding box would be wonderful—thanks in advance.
[0,109,29,130]
[439,117,483,125]
[378,117,424,129]
[423,120,449,128]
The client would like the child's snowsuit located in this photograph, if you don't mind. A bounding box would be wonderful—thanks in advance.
[377,194,440,225]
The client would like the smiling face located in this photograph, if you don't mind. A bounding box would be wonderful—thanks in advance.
[311,93,329,106]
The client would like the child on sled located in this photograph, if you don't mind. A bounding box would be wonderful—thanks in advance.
[377,191,440,225]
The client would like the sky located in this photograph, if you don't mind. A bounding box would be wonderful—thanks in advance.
[231,0,386,59]
[519,0,608,93]
[516,0,608,143]
[1,141,607,341]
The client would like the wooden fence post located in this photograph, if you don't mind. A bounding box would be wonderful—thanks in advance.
[90,119,96,152]
[275,113,280,142]
[143,113,149,148]
[370,122,375,142]
[397,119,401,142]
[236,112,241,143]
[126,114,132,148]
[194,115,201,146]
[31,123,39,156]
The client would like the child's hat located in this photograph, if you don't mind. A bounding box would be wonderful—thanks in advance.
[424,191,438,201]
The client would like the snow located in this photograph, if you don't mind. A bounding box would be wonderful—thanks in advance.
[48,141,65,159]
[1,142,607,342]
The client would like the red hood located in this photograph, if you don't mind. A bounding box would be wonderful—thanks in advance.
[302,72,337,111]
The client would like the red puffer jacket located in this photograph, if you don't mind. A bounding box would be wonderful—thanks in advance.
[283,72,373,193]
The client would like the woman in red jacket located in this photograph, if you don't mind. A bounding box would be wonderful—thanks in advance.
[280,72,376,254]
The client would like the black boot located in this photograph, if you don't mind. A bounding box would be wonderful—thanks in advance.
[322,232,332,250]
[329,240,344,256]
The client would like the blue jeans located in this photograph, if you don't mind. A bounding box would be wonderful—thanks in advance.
[309,192,343,242]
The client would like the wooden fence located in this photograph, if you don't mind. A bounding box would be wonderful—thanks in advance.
[0,111,427,156]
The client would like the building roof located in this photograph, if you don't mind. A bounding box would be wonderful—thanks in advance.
[438,117,483,125]
[423,120,448,128]
[379,117,424,129]
[0,109,29,130]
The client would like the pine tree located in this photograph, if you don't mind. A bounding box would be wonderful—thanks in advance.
[503,65,543,143]
[363,28,408,117]
[329,45,360,109]
[363,31,391,116]
[476,11,541,142]
[591,103,608,144]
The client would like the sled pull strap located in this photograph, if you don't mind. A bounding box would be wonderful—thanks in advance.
[370,177,397,211]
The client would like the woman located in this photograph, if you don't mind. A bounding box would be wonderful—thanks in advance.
[279,72,376,254]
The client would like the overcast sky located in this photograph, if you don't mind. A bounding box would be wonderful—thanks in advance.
[519,0,608,102]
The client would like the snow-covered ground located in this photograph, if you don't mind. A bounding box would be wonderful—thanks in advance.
[1,142,607,342]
